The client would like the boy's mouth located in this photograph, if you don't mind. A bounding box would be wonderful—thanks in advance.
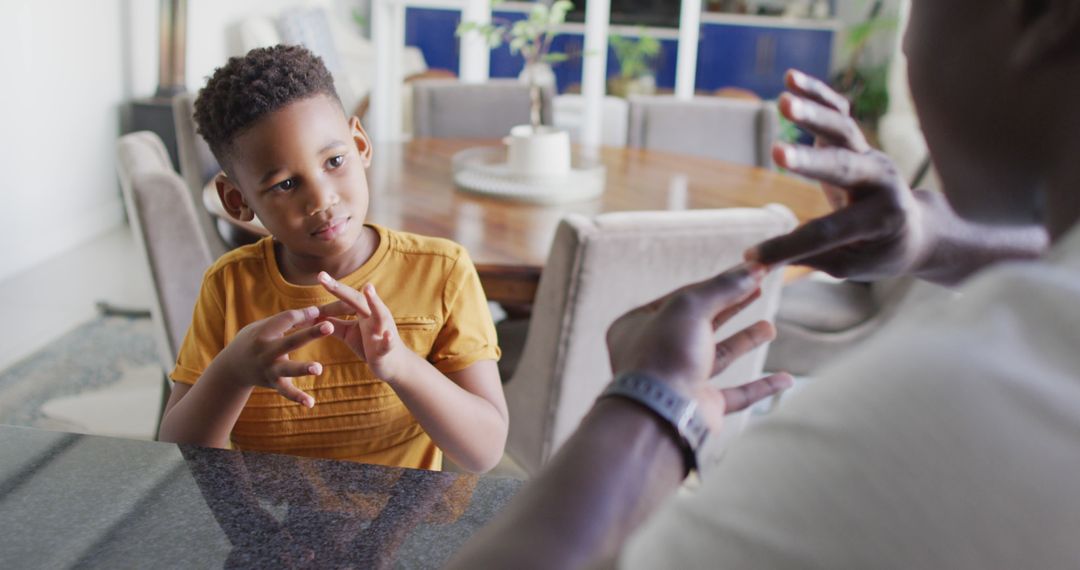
[311,217,350,240]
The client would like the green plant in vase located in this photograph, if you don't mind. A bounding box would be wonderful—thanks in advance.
[457,0,576,130]
[608,31,661,98]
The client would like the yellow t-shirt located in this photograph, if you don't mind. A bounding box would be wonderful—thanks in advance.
[170,224,500,470]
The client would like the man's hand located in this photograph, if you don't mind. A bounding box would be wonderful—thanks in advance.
[318,272,412,384]
[745,69,936,280]
[217,306,333,408]
[606,263,793,431]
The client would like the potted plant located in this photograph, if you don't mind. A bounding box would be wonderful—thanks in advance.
[608,31,661,98]
[457,0,578,176]
[833,0,898,144]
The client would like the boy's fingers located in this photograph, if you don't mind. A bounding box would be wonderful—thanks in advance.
[711,321,776,376]
[718,373,794,414]
[275,321,334,354]
[324,317,356,340]
[785,69,851,116]
[318,272,372,318]
[270,376,317,408]
[269,359,323,379]
[747,198,886,267]
[363,285,395,336]
[263,306,320,336]
[779,94,869,153]
[317,299,355,318]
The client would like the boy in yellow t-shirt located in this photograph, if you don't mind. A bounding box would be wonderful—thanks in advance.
[158,45,506,473]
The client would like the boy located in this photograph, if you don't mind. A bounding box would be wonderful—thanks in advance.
[158,45,507,473]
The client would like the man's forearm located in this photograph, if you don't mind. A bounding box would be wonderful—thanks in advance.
[912,189,1049,285]
[448,397,686,569]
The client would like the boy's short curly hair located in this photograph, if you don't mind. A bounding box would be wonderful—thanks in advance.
[194,44,340,163]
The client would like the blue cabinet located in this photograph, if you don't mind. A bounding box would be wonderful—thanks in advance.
[404,8,834,100]
[404,7,462,75]
[696,22,834,98]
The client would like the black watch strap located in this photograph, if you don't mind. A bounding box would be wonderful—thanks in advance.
[600,372,709,473]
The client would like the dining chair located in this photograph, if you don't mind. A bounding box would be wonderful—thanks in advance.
[171,92,228,258]
[497,206,797,475]
[117,131,215,433]
[411,79,554,139]
[551,94,629,147]
[626,95,779,168]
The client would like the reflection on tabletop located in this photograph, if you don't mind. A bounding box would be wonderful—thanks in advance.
[0,425,523,568]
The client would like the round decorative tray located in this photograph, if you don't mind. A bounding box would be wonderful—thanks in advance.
[452,146,606,205]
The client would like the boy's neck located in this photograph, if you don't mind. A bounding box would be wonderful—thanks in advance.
[275,225,380,286]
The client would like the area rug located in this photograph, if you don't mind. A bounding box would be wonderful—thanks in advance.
[0,316,163,440]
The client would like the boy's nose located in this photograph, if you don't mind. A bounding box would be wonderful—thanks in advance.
[306,182,340,216]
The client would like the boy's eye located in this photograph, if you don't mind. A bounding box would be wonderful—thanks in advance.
[272,178,296,192]
[327,155,345,169]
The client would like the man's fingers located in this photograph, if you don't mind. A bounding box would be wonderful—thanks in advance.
[318,272,372,318]
[785,69,851,116]
[273,320,334,355]
[262,306,320,336]
[690,262,767,315]
[746,199,887,267]
[711,321,776,376]
[719,373,794,414]
[711,288,762,330]
[269,376,317,408]
[779,93,870,153]
[774,144,900,192]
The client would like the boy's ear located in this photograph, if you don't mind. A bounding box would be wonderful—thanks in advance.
[1011,0,1080,68]
[349,116,373,168]
[215,173,255,222]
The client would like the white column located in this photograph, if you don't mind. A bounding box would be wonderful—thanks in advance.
[459,0,490,83]
[581,0,610,151]
[371,0,406,141]
[675,0,702,100]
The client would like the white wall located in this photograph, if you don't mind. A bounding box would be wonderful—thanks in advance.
[0,0,128,284]
[0,0,367,285]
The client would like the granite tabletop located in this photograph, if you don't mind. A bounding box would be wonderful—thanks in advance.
[0,425,523,569]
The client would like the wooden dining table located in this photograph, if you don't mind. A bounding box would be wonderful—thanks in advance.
[204,138,831,305]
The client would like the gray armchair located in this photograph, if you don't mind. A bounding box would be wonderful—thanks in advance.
[497,206,797,475]
[117,131,215,432]
[171,92,231,257]
[627,95,779,168]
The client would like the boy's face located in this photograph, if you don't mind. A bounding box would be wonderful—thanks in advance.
[216,95,373,264]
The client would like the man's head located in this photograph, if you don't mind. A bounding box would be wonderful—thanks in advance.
[904,0,1080,230]
[194,45,374,264]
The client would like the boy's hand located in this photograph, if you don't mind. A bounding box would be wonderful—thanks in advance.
[220,306,333,408]
[745,69,934,281]
[317,272,412,383]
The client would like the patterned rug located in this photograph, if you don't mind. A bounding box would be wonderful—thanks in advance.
[0,316,162,439]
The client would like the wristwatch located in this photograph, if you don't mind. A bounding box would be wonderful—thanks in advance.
[599,371,709,474]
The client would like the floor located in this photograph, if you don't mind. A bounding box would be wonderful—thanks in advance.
[0,224,528,478]
[0,225,153,372]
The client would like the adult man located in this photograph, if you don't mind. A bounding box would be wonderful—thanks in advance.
[451,0,1078,567]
